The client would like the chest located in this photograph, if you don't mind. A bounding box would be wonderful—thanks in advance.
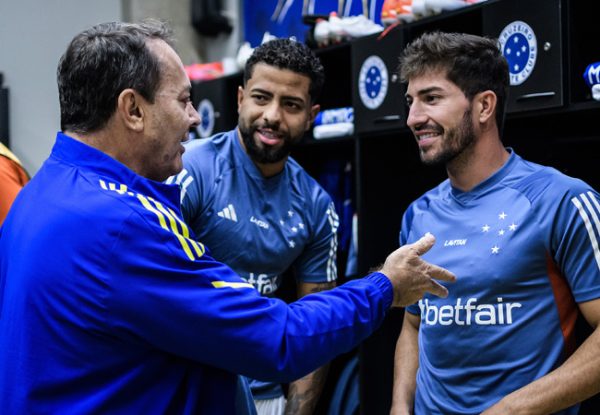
[408,193,553,297]
[194,171,311,263]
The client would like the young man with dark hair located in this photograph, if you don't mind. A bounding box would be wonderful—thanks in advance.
[0,21,455,414]
[391,31,600,415]
[169,38,335,414]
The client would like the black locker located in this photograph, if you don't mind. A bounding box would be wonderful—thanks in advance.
[482,0,564,113]
[191,72,243,138]
[351,27,406,134]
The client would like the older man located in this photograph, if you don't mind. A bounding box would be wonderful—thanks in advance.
[0,20,454,414]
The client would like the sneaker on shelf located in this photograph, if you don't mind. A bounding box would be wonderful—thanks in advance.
[235,32,278,69]
[406,0,433,19]
[381,0,401,26]
[425,0,469,15]
[314,17,331,46]
[381,0,421,25]
[236,42,254,70]
[328,13,384,42]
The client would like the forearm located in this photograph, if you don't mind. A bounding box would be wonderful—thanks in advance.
[391,312,420,415]
[283,279,335,414]
[484,326,600,415]
[284,364,329,415]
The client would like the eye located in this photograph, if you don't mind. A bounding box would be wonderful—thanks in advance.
[252,94,268,104]
[285,102,302,111]
[425,94,441,104]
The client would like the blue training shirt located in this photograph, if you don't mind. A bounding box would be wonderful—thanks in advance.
[171,129,339,294]
[402,150,600,415]
[0,132,393,414]
[169,129,340,399]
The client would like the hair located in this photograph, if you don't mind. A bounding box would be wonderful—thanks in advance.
[243,38,325,104]
[57,19,174,133]
[399,32,509,133]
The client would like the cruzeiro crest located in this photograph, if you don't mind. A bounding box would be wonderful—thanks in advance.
[358,55,388,110]
[499,20,537,86]
[197,99,215,138]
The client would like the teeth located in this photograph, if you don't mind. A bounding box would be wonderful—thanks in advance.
[419,133,438,140]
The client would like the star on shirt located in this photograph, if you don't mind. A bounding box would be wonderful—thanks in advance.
[498,229,505,236]
[482,225,491,232]
[288,210,294,217]
[491,246,500,254]
[499,212,507,220]
[298,223,305,229]
[291,227,298,233]
[509,223,518,231]
[288,240,296,248]
[279,220,285,226]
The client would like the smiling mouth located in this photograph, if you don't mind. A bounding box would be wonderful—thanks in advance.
[257,129,283,146]
[417,132,440,141]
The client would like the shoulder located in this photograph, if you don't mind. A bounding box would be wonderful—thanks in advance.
[182,131,233,165]
[173,130,236,186]
[287,157,333,207]
[506,156,594,204]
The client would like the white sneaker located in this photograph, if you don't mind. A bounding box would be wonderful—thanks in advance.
[314,18,331,47]
[425,0,469,15]
[593,84,600,101]
[328,13,383,42]
[236,42,254,70]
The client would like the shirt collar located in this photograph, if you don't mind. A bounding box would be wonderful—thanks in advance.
[51,132,181,208]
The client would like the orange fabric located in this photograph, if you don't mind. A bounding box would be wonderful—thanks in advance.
[546,253,579,357]
[0,155,29,225]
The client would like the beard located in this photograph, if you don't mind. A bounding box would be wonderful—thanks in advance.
[421,106,476,167]
[238,121,300,164]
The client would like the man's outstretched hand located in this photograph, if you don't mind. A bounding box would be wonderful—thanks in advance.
[379,234,456,307]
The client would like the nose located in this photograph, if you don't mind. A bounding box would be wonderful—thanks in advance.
[188,102,201,128]
[406,101,426,130]
[262,101,281,126]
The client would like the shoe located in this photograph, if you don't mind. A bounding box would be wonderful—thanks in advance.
[235,32,278,70]
[381,0,401,26]
[381,0,419,25]
[425,0,469,15]
[314,18,331,46]
[327,12,384,43]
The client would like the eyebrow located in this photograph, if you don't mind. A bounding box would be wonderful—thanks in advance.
[405,86,445,99]
[251,87,307,105]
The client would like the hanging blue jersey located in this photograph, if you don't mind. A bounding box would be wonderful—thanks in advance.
[401,150,600,415]
[168,129,340,399]
[0,132,393,414]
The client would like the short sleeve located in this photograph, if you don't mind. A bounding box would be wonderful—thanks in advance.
[293,193,339,284]
[551,184,600,303]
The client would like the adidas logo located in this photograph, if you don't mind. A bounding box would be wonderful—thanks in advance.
[217,204,238,222]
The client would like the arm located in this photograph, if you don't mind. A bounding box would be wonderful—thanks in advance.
[483,299,600,415]
[110,200,453,383]
[390,312,420,415]
[285,281,336,415]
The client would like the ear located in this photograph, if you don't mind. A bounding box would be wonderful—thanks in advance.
[117,88,144,132]
[237,86,245,113]
[475,90,497,125]
[306,104,320,130]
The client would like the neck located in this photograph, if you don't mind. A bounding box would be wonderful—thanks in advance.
[447,130,509,192]
[65,126,140,173]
